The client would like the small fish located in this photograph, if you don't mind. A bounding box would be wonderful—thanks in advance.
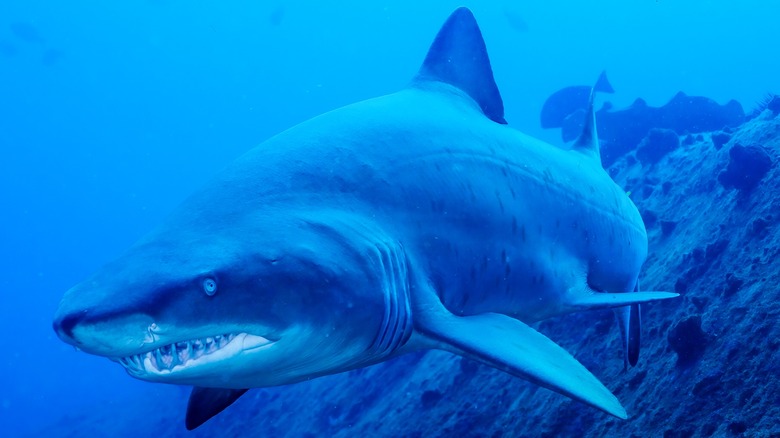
[9,21,44,44]
[540,71,614,129]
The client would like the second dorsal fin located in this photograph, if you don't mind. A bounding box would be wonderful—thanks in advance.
[573,71,611,164]
[414,7,506,124]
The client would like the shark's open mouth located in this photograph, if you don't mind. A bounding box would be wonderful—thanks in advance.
[115,333,274,374]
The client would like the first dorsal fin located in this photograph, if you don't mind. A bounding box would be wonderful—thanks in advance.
[414,7,507,124]
[573,71,611,163]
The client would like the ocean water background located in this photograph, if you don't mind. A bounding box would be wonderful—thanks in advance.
[0,0,777,436]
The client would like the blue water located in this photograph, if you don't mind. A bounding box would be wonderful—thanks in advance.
[0,1,776,436]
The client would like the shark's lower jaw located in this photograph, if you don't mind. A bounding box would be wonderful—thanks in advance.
[115,333,274,376]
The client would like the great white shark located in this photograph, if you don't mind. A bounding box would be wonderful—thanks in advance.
[53,7,677,430]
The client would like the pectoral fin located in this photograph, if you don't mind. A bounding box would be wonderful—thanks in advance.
[185,387,248,430]
[419,310,627,419]
[408,271,628,418]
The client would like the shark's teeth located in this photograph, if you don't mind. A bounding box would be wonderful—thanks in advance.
[118,333,241,373]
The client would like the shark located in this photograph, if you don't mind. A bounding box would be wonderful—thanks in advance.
[52,7,677,431]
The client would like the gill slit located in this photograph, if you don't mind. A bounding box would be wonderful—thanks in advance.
[368,240,412,357]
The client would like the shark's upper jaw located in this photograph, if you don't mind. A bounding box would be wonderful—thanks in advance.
[115,332,275,378]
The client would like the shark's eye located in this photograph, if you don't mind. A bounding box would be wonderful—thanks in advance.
[202,278,218,296]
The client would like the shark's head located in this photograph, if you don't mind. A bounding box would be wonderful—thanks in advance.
[53,206,411,388]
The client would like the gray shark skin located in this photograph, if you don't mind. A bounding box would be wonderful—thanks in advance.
[52,7,677,430]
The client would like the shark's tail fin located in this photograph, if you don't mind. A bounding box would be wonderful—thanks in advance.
[615,303,641,368]
[615,281,643,368]
[568,280,675,369]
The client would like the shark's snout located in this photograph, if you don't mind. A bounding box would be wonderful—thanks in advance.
[52,286,99,346]
[52,306,86,345]
[52,287,160,357]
